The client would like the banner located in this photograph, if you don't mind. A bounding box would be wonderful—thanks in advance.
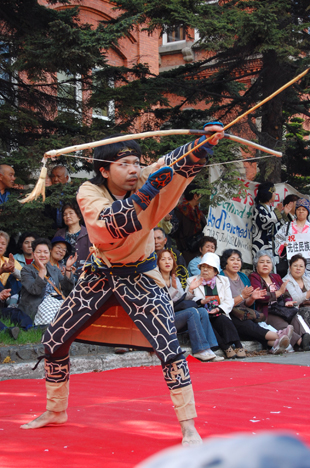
[204,166,303,265]
[287,233,310,260]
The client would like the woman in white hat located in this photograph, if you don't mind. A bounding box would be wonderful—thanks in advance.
[186,252,246,359]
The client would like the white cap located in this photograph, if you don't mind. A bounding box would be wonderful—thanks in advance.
[198,252,220,273]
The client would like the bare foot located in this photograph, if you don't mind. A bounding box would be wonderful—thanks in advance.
[20,410,68,429]
[180,419,202,447]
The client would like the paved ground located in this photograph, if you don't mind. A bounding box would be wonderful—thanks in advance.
[239,350,310,366]
[0,338,309,381]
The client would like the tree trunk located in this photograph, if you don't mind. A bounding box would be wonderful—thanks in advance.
[258,52,289,183]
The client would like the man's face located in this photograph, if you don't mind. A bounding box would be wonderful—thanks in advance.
[100,156,141,196]
[154,230,167,252]
[0,165,15,189]
[51,167,69,185]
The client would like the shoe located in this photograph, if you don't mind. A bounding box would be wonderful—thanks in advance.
[193,349,217,362]
[114,347,129,354]
[278,325,294,341]
[286,344,295,353]
[224,346,236,359]
[234,347,246,359]
[9,327,20,340]
[270,335,290,354]
[301,333,310,351]
[210,355,225,362]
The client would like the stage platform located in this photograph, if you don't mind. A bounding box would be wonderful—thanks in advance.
[1,357,310,468]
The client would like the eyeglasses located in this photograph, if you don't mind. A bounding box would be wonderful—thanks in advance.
[54,246,67,253]
[115,162,141,169]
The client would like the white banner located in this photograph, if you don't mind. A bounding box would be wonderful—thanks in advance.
[287,233,310,260]
[204,166,303,265]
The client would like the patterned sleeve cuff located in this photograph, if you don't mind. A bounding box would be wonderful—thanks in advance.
[98,197,142,239]
[164,142,206,179]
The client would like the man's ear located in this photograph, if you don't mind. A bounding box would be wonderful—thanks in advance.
[164,237,167,246]
[99,167,109,179]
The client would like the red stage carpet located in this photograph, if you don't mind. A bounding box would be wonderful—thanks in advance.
[1,359,310,468]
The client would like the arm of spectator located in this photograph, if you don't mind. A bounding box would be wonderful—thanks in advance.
[233,285,253,306]
[285,279,307,306]
[249,273,276,304]
[21,266,47,296]
[0,288,11,302]
[245,288,267,307]
[64,252,77,279]
[275,223,289,255]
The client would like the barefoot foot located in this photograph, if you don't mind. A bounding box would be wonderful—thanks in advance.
[20,410,68,429]
[180,419,202,447]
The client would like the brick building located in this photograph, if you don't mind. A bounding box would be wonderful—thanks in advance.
[40,1,290,180]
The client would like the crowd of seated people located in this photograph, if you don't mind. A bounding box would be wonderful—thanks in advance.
[1,165,310,363]
[153,185,310,360]
[0,167,92,337]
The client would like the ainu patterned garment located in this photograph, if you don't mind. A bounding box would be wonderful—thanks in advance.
[42,140,207,390]
[252,203,285,260]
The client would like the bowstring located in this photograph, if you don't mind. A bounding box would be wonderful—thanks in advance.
[54,152,276,167]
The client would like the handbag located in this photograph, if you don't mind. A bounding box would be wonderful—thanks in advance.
[34,294,63,325]
[231,306,264,322]
[174,294,198,312]
[268,301,298,323]
[33,264,66,326]
[276,222,290,278]
[185,231,204,252]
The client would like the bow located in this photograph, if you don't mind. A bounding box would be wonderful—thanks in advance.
[19,67,309,203]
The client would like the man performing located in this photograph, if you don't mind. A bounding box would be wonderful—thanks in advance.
[21,122,224,446]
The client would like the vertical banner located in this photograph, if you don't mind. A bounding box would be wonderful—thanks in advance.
[203,166,302,265]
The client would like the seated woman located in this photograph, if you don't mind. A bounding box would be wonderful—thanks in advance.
[14,232,38,267]
[50,236,73,273]
[220,249,291,354]
[56,202,92,277]
[157,249,223,362]
[0,230,23,305]
[283,254,310,329]
[249,250,310,351]
[187,236,217,277]
[18,238,76,325]
[275,198,310,276]
[186,252,246,359]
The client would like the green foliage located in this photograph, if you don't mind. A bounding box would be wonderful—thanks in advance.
[0,180,84,237]
[111,0,310,183]
[282,117,310,193]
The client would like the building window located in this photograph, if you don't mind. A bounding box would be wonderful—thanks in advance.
[167,26,185,43]
[162,26,186,45]
[92,72,114,121]
[57,71,82,113]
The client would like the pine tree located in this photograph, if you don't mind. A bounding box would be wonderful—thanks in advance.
[112,0,310,183]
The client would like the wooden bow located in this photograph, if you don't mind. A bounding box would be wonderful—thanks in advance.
[19,67,309,203]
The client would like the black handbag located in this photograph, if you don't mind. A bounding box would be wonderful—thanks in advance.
[276,222,290,278]
[268,300,298,323]
[173,294,198,312]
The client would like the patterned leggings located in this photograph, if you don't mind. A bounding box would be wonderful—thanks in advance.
[43,269,191,391]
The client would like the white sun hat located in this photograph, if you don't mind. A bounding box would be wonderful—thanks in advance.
[198,252,220,273]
